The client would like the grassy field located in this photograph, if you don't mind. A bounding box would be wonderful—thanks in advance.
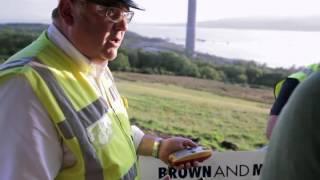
[114,72,273,151]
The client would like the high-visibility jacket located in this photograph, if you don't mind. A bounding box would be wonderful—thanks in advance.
[274,64,320,99]
[0,32,139,180]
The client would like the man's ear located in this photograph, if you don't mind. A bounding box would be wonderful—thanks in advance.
[58,0,75,25]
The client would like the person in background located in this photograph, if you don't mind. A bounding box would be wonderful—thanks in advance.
[0,0,199,179]
[266,63,320,139]
[261,71,320,180]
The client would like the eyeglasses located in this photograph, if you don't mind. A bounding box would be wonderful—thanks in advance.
[91,3,134,24]
[79,0,135,24]
[80,0,134,24]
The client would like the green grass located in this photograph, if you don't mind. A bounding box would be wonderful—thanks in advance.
[116,80,269,151]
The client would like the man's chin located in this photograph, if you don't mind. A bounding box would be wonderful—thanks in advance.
[94,52,117,63]
[107,56,117,61]
[103,49,118,60]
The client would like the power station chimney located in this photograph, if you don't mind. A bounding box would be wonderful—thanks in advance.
[185,0,197,57]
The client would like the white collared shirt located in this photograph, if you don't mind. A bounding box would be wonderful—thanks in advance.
[0,24,144,180]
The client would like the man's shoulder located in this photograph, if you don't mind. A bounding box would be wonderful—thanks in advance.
[296,71,320,93]
[0,57,37,85]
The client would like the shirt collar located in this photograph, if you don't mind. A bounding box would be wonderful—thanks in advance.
[47,24,108,77]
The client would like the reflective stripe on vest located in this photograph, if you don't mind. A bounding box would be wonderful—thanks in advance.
[0,31,139,180]
[0,57,139,180]
[0,57,33,71]
[30,60,138,180]
[274,64,320,98]
[32,61,105,180]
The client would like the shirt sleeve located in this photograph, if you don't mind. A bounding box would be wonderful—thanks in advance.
[270,78,299,115]
[131,125,145,150]
[0,77,62,180]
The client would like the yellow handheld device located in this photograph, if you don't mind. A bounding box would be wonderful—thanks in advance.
[168,146,212,166]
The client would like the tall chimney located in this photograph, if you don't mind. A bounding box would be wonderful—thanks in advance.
[185,0,197,57]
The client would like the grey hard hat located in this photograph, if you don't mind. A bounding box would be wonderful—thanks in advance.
[120,0,145,10]
[88,0,145,10]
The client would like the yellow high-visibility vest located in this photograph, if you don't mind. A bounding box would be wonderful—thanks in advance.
[274,64,320,99]
[0,32,139,180]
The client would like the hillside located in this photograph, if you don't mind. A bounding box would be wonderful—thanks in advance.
[1,23,249,65]
[114,72,271,150]
[114,72,274,104]
[0,23,48,33]
[123,31,245,65]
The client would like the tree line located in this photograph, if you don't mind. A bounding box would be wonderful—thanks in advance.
[0,26,293,88]
[109,49,291,87]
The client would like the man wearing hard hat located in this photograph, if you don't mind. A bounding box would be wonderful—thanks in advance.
[0,0,199,179]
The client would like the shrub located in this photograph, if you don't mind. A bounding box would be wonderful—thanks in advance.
[109,53,130,71]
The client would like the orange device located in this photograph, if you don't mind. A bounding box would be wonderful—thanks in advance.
[168,146,212,166]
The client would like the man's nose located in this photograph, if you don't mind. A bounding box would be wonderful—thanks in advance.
[115,18,128,31]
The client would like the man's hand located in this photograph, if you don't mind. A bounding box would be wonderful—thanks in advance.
[158,137,199,169]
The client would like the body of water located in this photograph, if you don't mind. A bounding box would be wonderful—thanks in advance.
[129,24,320,68]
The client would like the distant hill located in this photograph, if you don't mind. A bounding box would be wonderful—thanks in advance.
[197,16,320,31]
[122,31,243,65]
[0,23,48,33]
[0,23,247,65]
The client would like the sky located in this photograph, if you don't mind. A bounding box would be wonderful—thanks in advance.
[1,0,320,68]
[1,0,320,24]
